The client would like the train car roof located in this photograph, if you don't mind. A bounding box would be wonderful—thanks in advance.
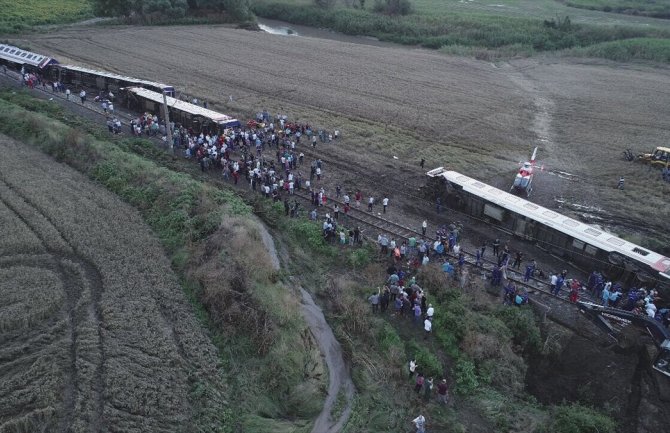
[59,64,173,91]
[427,167,670,275]
[126,87,240,126]
[0,44,56,68]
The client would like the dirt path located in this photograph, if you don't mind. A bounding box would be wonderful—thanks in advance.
[256,222,355,432]
[299,287,356,433]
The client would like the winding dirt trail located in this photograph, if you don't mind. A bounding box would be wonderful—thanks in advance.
[256,223,355,432]
[299,287,356,433]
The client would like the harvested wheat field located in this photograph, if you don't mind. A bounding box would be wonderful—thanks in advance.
[0,133,224,432]
[23,25,670,240]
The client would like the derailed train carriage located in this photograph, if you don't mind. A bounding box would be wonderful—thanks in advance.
[50,64,175,97]
[427,168,670,289]
[0,43,58,72]
[123,87,240,133]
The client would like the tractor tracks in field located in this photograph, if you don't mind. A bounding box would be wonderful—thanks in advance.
[0,173,106,433]
[503,62,557,157]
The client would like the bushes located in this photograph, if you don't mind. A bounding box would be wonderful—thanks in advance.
[454,359,479,395]
[569,37,670,63]
[542,403,617,433]
[372,0,413,16]
[494,306,542,354]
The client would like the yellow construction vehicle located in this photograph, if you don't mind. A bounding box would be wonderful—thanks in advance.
[637,146,670,168]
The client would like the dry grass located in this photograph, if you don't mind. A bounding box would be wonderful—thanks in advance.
[0,133,225,432]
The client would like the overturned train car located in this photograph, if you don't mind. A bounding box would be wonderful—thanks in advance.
[427,168,670,288]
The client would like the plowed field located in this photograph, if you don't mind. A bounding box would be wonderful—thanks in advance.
[0,133,224,432]
[22,25,670,240]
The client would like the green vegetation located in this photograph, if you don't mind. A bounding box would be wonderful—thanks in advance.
[92,0,253,22]
[563,0,670,19]
[0,0,93,33]
[568,36,670,61]
[542,403,618,433]
[251,0,670,62]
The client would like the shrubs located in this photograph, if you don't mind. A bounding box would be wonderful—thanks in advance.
[542,403,617,433]
[372,0,413,16]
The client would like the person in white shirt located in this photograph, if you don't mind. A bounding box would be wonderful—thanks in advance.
[427,304,434,318]
[382,197,389,213]
[424,318,432,339]
[408,359,418,378]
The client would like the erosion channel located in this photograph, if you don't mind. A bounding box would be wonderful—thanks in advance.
[257,223,355,432]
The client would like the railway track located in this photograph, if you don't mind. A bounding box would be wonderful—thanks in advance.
[10,73,591,310]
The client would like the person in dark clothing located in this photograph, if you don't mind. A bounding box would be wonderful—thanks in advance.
[492,239,500,257]
[284,198,290,216]
[512,251,523,269]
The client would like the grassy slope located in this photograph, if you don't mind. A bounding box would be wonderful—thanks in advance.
[0,89,326,433]
[251,0,670,62]
[0,0,93,33]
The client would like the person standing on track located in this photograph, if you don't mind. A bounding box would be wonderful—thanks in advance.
[79,89,86,104]
[368,196,374,212]
[355,190,362,208]
[382,196,389,214]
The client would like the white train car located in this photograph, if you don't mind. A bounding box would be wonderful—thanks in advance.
[0,43,58,71]
[125,87,240,132]
[427,167,670,286]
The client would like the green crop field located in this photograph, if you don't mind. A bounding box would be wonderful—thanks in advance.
[0,0,93,34]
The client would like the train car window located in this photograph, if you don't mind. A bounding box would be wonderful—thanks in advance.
[20,53,27,57]
[505,196,520,203]
[607,237,625,246]
[585,245,598,255]
[10,50,16,54]
[584,228,602,236]
[562,219,579,227]
[473,182,486,188]
[632,247,649,256]
[524,203,539,210]
[572,239,585,250]
[542,210,559,218]
[3,48,10,52]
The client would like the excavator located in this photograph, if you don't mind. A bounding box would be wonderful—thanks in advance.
[623,146,670,168]
[576,301,670,378]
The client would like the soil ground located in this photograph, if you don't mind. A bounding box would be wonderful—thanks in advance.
[20,25,670,250]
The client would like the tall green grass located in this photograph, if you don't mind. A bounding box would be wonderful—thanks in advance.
[0,0,93,34]
[567,36,670,62]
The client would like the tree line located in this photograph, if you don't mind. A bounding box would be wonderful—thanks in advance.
[92,0,251,21]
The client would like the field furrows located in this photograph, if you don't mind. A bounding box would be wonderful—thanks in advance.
[0,134,224,432]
